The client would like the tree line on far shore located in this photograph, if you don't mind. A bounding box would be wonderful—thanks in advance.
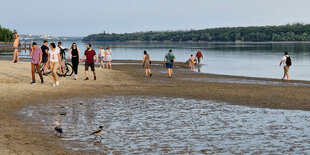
[0,25,17,42]
[83,23,310,42]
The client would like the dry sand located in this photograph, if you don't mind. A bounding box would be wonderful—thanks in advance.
[1,60,310,154]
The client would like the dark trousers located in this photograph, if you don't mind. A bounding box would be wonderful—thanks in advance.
[72,57,79,75]
[31,63,43,82]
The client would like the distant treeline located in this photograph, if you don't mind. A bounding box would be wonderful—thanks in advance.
[0,25,17,42]
[83,23,310,42]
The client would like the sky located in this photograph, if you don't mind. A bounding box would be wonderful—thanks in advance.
[0,0,309,37]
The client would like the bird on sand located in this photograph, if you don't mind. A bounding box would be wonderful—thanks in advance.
[90,126,104,139]
[53,121,63,136]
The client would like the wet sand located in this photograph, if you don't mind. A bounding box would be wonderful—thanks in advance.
[19,97,310,154]
[1,60,310,154]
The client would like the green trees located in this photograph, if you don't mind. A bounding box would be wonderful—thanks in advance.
[83,23,310,42]
[0,25,16,42]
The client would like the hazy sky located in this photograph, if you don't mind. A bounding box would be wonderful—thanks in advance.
[0,0,309,36]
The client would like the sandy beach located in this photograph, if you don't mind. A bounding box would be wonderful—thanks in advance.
[1,60,310,154]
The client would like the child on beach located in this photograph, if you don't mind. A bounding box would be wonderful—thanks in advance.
[189,54,195,71]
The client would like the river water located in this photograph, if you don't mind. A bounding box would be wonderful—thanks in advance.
[19,96,310,154]
[2,41,310,80]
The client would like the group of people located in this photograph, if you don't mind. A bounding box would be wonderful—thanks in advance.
[99,46,113,69]
[188,50,203,72]
[146,49,292,81]
[11,34,292,84]
[28,41,72,86]
[142,49,203,78]
[25,40,114,86]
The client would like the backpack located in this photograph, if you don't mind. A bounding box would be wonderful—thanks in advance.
[286,56,292,66]
[168,53,174,63]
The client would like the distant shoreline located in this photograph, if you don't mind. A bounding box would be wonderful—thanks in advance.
[83,23,310,42]
[4,40,310,44]
[2,40,310,51]
[100,40,310,44]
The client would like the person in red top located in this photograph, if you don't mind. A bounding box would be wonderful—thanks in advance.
[80,43,98,80]
[195,49,203,67]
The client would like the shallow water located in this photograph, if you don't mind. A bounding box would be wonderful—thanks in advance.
[182,77,310,86]
[19,96,310,154]
[6,41,310,80]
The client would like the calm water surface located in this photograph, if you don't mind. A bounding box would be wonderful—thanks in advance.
[4,41,310,80]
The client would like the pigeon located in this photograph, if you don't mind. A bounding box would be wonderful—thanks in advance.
[91,126,104,139]
[53,121,63,136]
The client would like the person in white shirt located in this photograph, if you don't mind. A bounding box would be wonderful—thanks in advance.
[99,46,105,68]
[105,46,112,69]
[48,43,62,86]
[279,51,291,81]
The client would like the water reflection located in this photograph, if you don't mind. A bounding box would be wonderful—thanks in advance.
[4,41,310,80]
[19,96,310,154]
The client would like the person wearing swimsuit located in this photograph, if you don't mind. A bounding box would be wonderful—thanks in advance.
[12,34,20,63]
[68,43,81,80]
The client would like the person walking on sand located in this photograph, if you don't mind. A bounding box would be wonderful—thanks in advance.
[142,50,152,77]
[164,50,176,78]
[279,51,292,81]
[105,46,112,69]
[48,43,62,86]
[99,46,105,68]
[80,44,98,81]
[30,42,44,84]
[41,40,49,76]
[189,54,195,71]
[58,42,68,76]
[195,49,203,67]
[11,34,20,63]
[68,43,81,80]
